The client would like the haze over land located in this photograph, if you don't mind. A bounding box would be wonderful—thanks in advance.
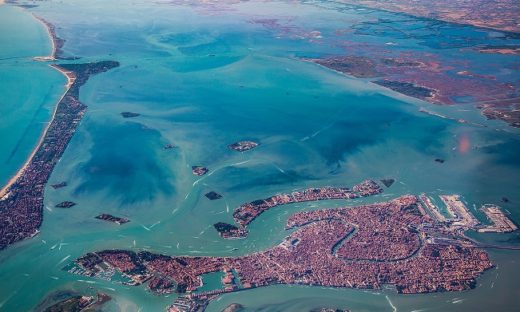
[0,0,519,311]
[338,0,520,33]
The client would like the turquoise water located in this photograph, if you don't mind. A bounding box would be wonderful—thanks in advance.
[0,0,519,311]
[198,272,225,293]
[0,5,65,186]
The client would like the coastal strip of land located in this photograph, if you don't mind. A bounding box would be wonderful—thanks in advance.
[31,13,70,60]
[0,66,74,200]
[32,14,57,60]
[0,14,119,250]
[0,61,119,251]
[0,10,71,199]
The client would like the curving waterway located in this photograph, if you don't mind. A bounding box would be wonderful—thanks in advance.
[0,1,519,311]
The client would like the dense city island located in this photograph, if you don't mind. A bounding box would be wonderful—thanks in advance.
[214,179,383,239]
[69,188,516,311]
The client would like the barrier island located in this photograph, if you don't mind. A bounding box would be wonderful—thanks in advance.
[0,61,118,250]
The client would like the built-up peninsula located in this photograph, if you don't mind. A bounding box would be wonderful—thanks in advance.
[0,61,119,250]
[0,13,120,250]
[68,192,516,311]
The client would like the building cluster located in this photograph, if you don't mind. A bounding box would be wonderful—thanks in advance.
[439,195,479,228]
[419,194,446,222]
[419,194,516,234]
[228,141,259,152]
[148,276,175,294]
[231,179,382,228]
[213,222,247,239]
[168,295,213,312]
[0,61,119,250]
[214,180,382,239]
[192,166,209,176]
[72,195,493,304]
[478,205,518,233]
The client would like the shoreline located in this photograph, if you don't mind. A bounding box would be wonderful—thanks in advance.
[337,0,520,35]
[304,56,520,129]
[73,195,495,308]
[32,13,57,60]
[0,12,66,199]
[0,58,120,251]
[0,68,75,199]
[0,6,119,250]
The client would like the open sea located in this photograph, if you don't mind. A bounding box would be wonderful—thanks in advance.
[0,0,519,311]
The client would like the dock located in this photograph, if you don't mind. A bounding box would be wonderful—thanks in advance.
[478,205,518,233]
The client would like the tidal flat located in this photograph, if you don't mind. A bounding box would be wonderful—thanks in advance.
[0,0,519,311]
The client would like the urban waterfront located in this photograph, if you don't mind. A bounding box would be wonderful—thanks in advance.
[0,0,519,311]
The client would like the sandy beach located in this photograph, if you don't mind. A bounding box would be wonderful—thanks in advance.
[0,67,74,199]
[32,13,57,60]
[0,13,70,199]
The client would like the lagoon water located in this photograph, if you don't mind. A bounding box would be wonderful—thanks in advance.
[0,0,519,311]
[0,5,65,186]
